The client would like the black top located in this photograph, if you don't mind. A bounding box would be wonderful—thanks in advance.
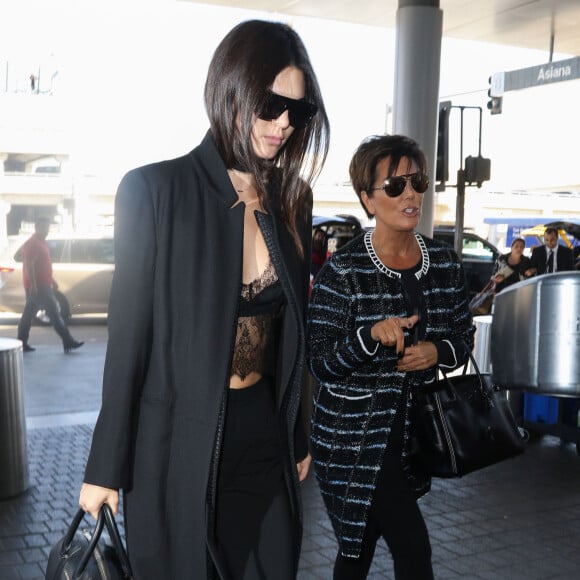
[232,261,285,380]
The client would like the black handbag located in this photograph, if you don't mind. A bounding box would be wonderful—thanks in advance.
[411,348,525,478]
[45,504,133,580]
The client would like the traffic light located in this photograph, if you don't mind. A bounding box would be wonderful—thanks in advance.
[464,155,491,188]
[487,76,503,115]
[436,100,451,183]
[487,96,502,114]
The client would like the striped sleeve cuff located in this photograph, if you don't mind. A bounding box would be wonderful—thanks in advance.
[357,326,380,356]
[436,339,459,368]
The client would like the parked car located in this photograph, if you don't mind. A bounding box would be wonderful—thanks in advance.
[0,234,114,322]
[312,214,363,254]
[433,226,500,298]
[310,215,363,293]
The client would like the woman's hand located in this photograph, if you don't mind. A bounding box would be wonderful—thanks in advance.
[396,341,438,372]
[79,483,119,520]
[296,453,312,482]
[370,314,419,355]
[524,267,536,278]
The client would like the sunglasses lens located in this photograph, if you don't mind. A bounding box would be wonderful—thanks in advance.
[289,101,317,129]
[258,92,317,129]
[411,173,429,193]
[384,177,406,197]
[259,93,287,121]
[383,173,429,197]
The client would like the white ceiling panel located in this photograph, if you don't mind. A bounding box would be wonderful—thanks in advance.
[183,0,580,55]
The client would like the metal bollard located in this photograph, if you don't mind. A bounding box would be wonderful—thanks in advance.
[0,338,29,499]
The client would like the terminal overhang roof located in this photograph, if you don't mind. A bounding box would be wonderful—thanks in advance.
[185,0,580,56]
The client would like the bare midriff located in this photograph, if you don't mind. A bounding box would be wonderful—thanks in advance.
[229,371,264,389]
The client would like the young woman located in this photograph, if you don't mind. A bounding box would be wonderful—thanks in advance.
[308,135,474,579]
[79,20,329,580]
[492,237,531,293]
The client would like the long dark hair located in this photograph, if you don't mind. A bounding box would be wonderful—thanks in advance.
[204,20,330,254]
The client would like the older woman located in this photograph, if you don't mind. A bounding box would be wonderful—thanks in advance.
[308,134,474,580]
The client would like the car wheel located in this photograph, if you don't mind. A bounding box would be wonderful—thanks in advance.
[34,291,71,326]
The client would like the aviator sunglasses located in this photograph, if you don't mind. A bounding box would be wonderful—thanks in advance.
[371,172,429,198]
[257,90,318,130]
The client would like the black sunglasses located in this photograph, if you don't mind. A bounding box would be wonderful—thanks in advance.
[371,172,429,198]
[257,91,318,130]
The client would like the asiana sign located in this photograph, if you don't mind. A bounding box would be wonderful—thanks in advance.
[537,62,573,81]
[489,56,580,96]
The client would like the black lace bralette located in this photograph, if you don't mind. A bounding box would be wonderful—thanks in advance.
[230,261,285,380]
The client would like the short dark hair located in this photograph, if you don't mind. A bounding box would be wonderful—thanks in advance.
[204,20,330,253]
[34,216,52,226]
[511,237,526,247]
[349,134,427,219]
[544,227,559,237]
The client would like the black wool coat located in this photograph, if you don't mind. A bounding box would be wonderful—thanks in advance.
[84,131,311,579]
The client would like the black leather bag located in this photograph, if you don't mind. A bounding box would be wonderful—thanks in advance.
[45,504,133,580]
[411,349,525,478]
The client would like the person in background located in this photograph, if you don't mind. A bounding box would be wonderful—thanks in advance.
[17,216,84,353]
[79,20,329,580]
[310,227,328,279]
[308,134,474,580]
[525,227,575,276]
[492,237,531,293]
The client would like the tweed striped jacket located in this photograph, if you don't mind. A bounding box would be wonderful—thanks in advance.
[307,230,475,558]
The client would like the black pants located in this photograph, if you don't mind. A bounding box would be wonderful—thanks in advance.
[215,377,294,580]
[334,393,433,580]
[17,286,73,345]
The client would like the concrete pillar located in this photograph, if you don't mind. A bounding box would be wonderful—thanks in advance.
[393,0,443,237]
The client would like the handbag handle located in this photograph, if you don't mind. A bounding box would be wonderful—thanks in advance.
[61,504,133,579]
[101,503,133,578]
[436,343,495,405]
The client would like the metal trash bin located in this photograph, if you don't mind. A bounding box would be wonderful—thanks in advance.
[0,338,29,499]
[491,272,580,395]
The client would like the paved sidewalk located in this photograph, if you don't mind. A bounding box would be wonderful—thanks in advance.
[2,324,580,579]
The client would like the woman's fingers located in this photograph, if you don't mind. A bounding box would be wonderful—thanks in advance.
[297,454,312,482]
[371,314,419,352]
[79,483,119,519]
[402,314,419,328]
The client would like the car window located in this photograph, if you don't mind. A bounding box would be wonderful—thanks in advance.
[85,239,114,264]
[47,240,69,263]
[325,225,359,254]
[462,237,495,262]
[69,239,115,264]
